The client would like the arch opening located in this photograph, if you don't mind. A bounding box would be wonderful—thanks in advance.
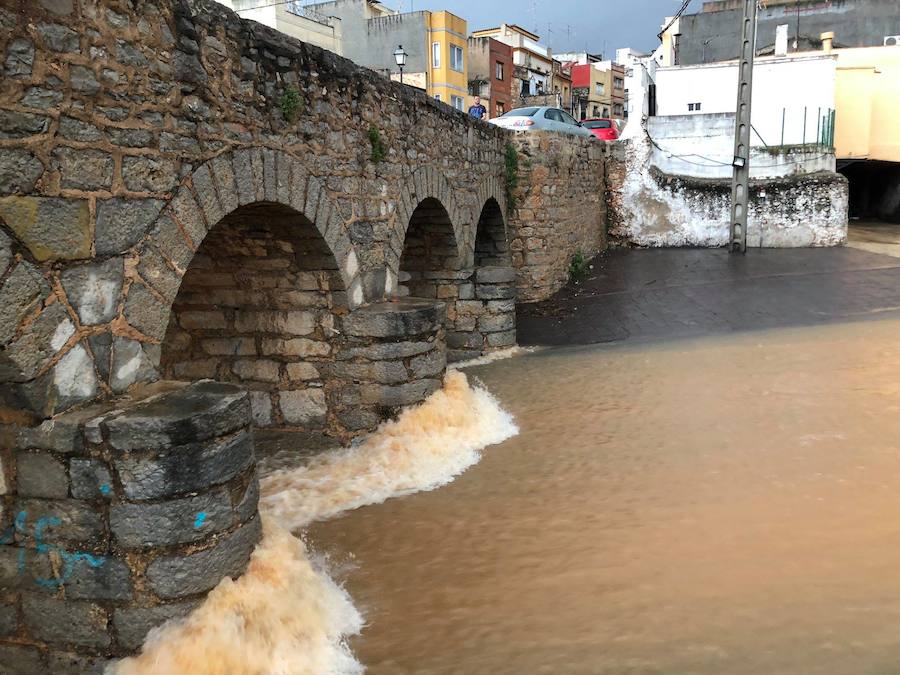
[161,201,346,435]
[475,197,511,267]
[397,197,464,299]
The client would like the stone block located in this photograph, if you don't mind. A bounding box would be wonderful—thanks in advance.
[13,498,105,548]
[446,331,484,350]
[63,555,133,601]
[476,284,517,300]
[235,474,259,524]
[0,645,44,672]
[95,198,165,255]
[109,337,158,393]
[107,128,153,148]
[249,391,273,427]
[138,245,181,298]
[478,314,515,333]
[69,458,112,500]
[59,116,102,142]
[487,330,516,347]
[210,154,239,215]
[0,196,91,261]
[341,299,445,338]
[167,187,207,247]
[0,602,16,636]
[179,310,226,330]
[0,546,53,590]
[123,156,179,193]
[16,451,68,498]
[52,148,112,190]
[4,38,35,78]
[285,362,318,381]
[0,148,43,194]
[202,337,255,356]
[52,342,100,410]
[111,487,233,548]
[22,86,63,108]
[0,261,50,345]
[447,349,482,363]
[486,299,516,314]
[59,257,124,325]
[336,407,381,431]
[409,349,447,379]
[361,379,442,408]
[21,594,110,648]
[336,341,433,361]
[36,23,78,52]
[146,516,261,599]
[234,310,315,336]
[191,164,224,226]
[475,266,516,284]
[3,302,73,381]
[112,600,199,651]
[232,359,280,383]
[279,389,327,426]
[115,429,254,500]
[260,337,330,358]
[70,65,101,94]
[0,110,48,138]
[123,282,170,341]
[330,360,408,384]
[102,380,250,451]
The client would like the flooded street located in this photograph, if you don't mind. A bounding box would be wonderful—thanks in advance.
[307,317,900,674]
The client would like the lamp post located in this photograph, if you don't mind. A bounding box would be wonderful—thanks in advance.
[393,45,408,84]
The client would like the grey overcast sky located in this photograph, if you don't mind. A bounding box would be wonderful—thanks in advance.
[386,0,685,55]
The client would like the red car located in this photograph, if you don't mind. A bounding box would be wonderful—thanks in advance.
[581,118,620,141]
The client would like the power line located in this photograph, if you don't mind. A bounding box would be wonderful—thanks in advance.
[658,0,692,41]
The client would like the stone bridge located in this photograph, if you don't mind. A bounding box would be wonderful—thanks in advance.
[0,0,605,668]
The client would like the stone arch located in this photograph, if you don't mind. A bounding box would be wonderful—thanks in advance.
[386,165,466,295]
[466,175,509,267]
[123,148,365,435]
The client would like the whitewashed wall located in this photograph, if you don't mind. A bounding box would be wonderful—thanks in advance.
[648,114,836,179]
[654,54,837,147]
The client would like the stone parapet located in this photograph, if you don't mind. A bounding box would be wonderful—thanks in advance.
[0,380,260,671]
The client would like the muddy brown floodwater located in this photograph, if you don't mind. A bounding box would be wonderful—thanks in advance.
[307,318,900,675]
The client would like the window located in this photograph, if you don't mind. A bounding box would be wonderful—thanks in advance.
[451,95,464,110]
[614,77,624,90]
[613,103,624,116]
[583,119,612,129]
[688,102,701,111]
[432,42,441,69]
[602,107,609,117]
[560,110,578,125]
[595,82,605,95]
[450,45,464,72]
[501,107,540,117]
[544,109,563,122]
[496,61,504,80]
[496,101,506,116]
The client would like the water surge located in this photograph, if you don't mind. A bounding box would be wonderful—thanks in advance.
[111,370,517,675]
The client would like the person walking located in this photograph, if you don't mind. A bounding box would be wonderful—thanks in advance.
[468,96,487,120]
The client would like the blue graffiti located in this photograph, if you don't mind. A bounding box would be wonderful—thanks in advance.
[2,511,106,589]
[194,512,208,529]
[99,483,111,496]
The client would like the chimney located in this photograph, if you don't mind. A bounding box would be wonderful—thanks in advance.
[821,31,835,53]
[775,24,789,56]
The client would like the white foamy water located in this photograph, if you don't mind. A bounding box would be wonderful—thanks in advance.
[111,370,517,675]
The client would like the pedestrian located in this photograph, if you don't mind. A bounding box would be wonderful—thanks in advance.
[468,96,487,120]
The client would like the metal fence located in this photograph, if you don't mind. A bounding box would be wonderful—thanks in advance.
[756,106,836,150]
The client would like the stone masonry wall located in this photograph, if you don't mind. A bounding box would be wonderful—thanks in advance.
[0,380,261,671]
[0,0,607,423]
[508,133,609,303]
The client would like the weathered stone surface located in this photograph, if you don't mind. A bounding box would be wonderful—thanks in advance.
[4,39,35,78]
[0,148,43,194]
[478,313,515,333]
[232,359,280,383]
[336,341,433,361]
[0,197,91,261]
[16,413,85,453]
[234,310,315,335]
[146,516,261,599]
[115,428,254,500]
[3,302,73,381]
[0,644,44,672]
[0,604,16,636]
[70,65,101,94]
[361,379,442,407]
[337,407,381,431]
[260,337,330,358]
[235,474,259,523]
[476,284,517,300]
[409,349,447,379]
[16,451,68,498]
[109,337,158,393]
[285,362,318,381]
[22,86,63,108]
[14,498,105,547]
[487,329,516,347]
[0,110,49,138]
[123,282,169,340]
[52,342,99,409]
[47,651,111,675]
[95,198,165,255]
[21,594,110,648]
[39,0,74,15]
[102,380,249,450]
[330,360,408,384]
[52,148,112,190]
[63,556,133,601]
[112,600,199,651]
[111,487,233,548]
[60,258,123,325]
[0,261,49,345]
[475,266,516,284]
[58,116,102,142]
[249,391,272,426]
[0,546,53,590]
[122,156,179,192]
[36,23,79,52]
[108,127,153,148]
[341,299,446,338]
[279,389,327,426]
[69,458,112,500]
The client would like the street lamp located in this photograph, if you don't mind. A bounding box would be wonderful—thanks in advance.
[393,45,408,84]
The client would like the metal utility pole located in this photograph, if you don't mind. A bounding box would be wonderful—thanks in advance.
[729,0,758,254]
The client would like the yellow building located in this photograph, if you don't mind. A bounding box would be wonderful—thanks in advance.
[426,11,469,110]
[834,45,900,162]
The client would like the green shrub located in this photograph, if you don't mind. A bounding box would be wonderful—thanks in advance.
[277,86,302,122]
[368,125,386,163]
[569,251,589,284]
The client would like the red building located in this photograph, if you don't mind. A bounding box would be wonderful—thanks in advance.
[467,36,513,118]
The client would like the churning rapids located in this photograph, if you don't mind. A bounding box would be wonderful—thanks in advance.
[111,319,900,674]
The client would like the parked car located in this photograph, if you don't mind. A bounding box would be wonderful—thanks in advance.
[489,106,595,139]
[581,118,620,141]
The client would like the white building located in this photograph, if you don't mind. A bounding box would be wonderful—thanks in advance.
[216,0,343,55]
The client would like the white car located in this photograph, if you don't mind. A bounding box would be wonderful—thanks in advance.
[489,106,595,139]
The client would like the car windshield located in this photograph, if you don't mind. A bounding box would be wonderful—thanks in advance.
[501,107,540,117]
[583,120,612,129]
